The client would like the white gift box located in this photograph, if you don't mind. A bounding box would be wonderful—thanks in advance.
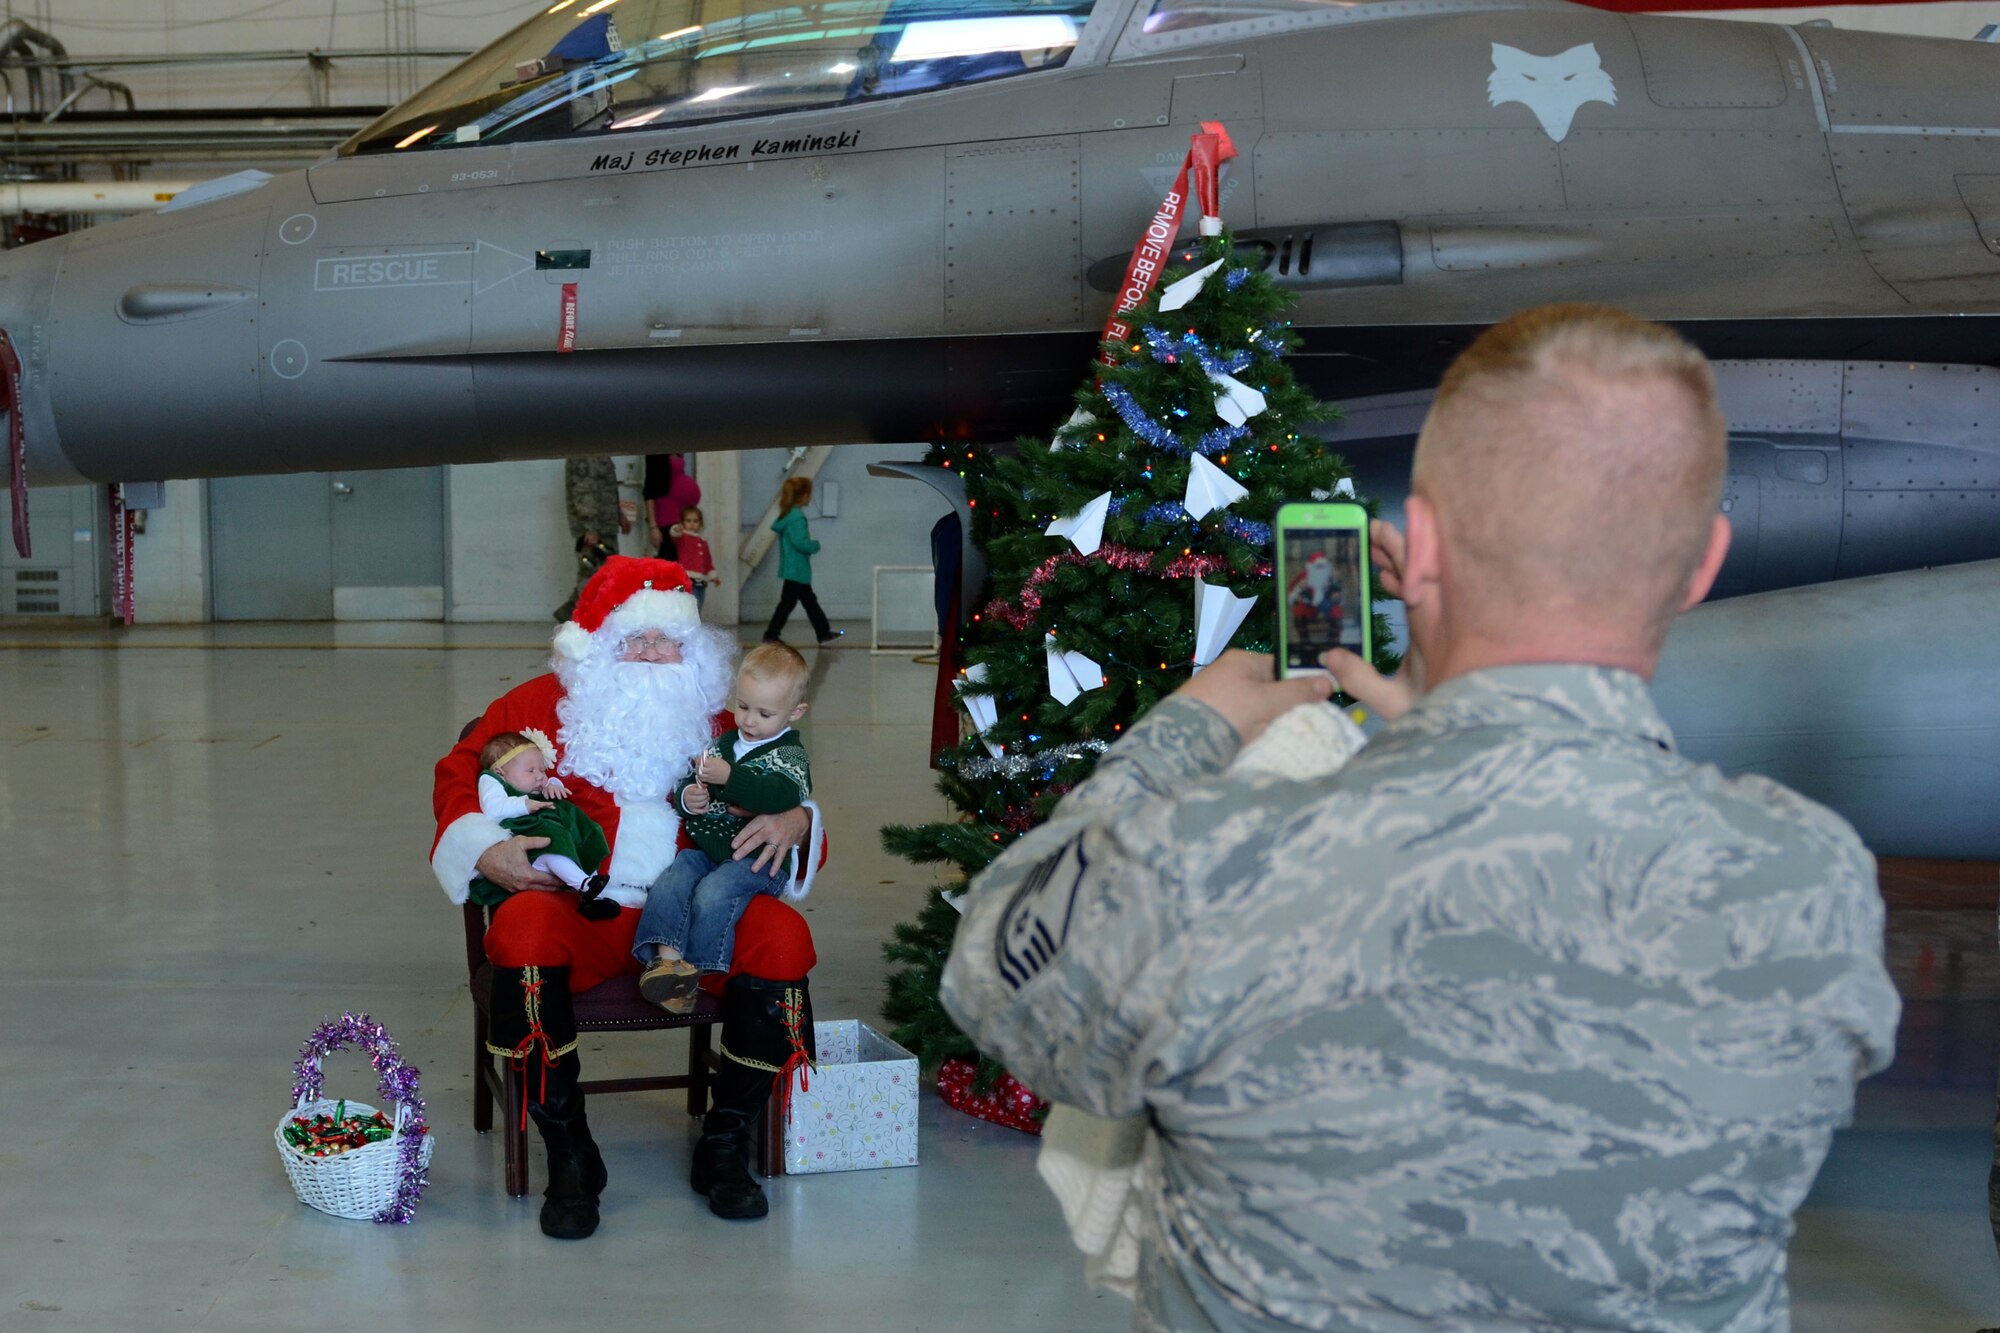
[783,1020,919,1174]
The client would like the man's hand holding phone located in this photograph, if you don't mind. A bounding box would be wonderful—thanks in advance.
[1323,519,1421,722]
[1178,650,1334,747]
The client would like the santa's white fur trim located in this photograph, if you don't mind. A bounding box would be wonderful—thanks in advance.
[604,800,681,908]
[780,798,826,903]
[553,621,593,662]
[432,812,509,904]
[604,589,699,639]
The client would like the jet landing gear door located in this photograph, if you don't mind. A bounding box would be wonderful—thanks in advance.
[259,233,481,472]
[945,137,1082,334]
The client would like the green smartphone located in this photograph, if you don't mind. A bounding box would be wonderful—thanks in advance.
[1274,501,1372,680]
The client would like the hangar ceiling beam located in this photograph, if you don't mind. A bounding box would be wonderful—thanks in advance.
[0,110,373,165]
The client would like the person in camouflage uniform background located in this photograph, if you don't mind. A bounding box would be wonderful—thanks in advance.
[557,454,627,620]
[942,305,1900,1332]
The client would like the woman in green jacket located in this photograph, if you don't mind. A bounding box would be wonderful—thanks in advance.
[762,476,841,645]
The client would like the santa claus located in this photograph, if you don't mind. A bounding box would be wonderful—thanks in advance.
[432,556,817,1238]
[1287,550,1344,642]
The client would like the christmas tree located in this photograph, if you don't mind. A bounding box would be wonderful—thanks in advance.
[882,195,1394,1091]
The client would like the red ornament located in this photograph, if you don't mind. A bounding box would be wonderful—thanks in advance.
[935,1058,1049,1135]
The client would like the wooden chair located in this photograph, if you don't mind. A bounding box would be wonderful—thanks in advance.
[464,902,782,1195]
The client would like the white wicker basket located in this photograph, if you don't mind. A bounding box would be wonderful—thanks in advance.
[276,1097,433,1221]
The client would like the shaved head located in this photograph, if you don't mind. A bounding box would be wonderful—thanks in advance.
[1412,304,1727,651]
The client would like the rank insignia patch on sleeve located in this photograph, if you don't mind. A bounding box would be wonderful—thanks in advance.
[996,834,1088,992]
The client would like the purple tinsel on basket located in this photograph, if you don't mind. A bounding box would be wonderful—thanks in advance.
[292,1011,431,1224]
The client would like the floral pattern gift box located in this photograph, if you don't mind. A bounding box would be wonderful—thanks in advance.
[784,1020,919,1174]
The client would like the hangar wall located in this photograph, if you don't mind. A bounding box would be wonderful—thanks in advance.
[98,444,948,627]
[737,445,953,628]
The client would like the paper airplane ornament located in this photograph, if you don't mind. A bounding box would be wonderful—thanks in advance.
[1183,452,1250,520]
[1210,371,1268,427]
[1044,633,1106,706]
[953,663,1005,757]
[1192,578,1256,670]
[1158,258,1225,314]
[1052,406,1095,452]
[1044,490,1112,556]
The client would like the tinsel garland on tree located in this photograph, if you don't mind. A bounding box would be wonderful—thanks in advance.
[881,229,1398,1085]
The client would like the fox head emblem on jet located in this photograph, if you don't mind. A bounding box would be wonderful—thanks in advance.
[1488,43,1616,143]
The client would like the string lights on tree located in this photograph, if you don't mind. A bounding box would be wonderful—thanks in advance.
[880,124,1397,1108]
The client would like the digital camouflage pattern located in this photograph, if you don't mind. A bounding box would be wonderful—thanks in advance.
[564,454,622,546]
[943,664,1899,1332]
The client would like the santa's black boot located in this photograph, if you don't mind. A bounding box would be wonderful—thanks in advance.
[487,964,607,1240]
[691,975,814,1220]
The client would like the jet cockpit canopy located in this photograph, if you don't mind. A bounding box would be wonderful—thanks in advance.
[344,0,1098,154]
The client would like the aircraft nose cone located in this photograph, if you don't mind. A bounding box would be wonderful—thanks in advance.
[0,235,79,488]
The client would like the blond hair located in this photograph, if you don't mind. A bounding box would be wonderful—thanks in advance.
[777,476,813,516]
[1413,304,1726,646]
[738,640,810,703]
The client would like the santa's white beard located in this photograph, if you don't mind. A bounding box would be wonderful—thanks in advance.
[555,641,729,802]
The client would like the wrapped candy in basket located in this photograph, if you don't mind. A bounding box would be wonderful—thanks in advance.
[273,1012,434,1223]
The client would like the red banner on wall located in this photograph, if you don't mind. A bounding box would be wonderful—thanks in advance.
[558,283,579,354]
[110,485,135,625]
[2,330,27,558]
[1098,121,1237,362]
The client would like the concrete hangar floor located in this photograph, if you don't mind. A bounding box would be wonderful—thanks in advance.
[0,618,1995,1330]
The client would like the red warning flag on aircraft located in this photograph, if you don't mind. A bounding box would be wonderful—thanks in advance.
[1100,121,1237,361]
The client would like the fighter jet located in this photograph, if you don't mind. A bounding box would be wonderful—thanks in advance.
[3,0,1998,851]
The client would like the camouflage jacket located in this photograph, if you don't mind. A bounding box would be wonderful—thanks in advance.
[565,455,622,545]
[942,664,1899,1332]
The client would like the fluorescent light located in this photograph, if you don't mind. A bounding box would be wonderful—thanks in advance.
[829,61,856,73]
[580,0,621,13]
[657,24,702,41]
[394,124,439,149]
[686,85,750,103]
[545,0,575,11]
[891,15,1077,61]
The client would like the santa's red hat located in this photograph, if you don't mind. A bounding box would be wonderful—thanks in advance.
[553,555,699,661]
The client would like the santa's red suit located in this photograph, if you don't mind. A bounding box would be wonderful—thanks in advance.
[431,672,817,989]
[433,556,816,1238]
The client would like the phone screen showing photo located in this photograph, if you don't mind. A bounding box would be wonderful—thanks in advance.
[1283,529,1366,671]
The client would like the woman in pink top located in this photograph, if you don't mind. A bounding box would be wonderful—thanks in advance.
[643,454,701,549]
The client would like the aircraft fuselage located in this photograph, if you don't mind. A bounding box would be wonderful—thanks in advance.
[12,0,2000,489]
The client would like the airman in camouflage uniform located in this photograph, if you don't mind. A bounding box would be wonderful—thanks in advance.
[941,305,1899,1332]
[560,455,625,617]
[566,454,623,548]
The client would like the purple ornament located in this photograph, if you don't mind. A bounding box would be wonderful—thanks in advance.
[292,1011,431,1224]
